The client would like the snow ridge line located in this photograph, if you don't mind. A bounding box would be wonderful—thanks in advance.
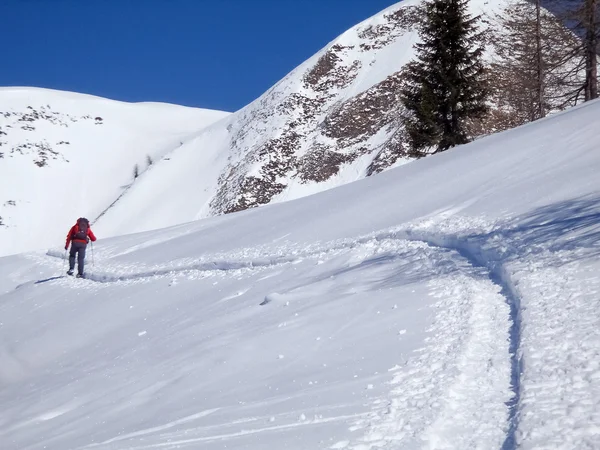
[396,228,522,450]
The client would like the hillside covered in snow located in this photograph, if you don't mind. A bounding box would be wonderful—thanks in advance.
[94,0,439,237]
[1,85,599,449]
[0,87,229,256]
[2,0,599,447]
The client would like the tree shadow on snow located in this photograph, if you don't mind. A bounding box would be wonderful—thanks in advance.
[476,194,600,265]
[291,246,468,297]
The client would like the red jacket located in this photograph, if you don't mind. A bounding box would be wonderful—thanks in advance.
[65,224,97,248]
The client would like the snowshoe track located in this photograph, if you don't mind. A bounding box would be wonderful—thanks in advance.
[39,226,523,448]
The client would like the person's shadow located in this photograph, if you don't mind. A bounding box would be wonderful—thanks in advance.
[34,276,65,284]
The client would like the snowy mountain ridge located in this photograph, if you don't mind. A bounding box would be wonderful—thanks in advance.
[0,87,229,256]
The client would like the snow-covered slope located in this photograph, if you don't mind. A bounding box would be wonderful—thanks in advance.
[0,87,227,255]
[0,87,229,256]
[1,92,599,450]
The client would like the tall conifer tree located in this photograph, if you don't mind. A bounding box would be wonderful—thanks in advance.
[401,0,488,154]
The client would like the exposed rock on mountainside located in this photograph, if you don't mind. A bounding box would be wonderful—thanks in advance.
[203,0,583,216]
[323,73,403,144]
[0,105,99,167]
[210,4,423,214]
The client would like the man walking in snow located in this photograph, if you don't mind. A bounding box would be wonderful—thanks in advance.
[65,217,96,278]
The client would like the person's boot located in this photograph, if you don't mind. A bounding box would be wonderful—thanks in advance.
[67,270,74,276]
[76,273,85,279]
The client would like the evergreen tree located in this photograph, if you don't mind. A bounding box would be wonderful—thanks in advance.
[401,0,488,154]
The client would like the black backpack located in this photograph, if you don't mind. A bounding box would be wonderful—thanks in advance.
[73,218,89,241]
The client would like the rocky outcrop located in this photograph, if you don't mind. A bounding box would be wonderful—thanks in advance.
[0,105,98,168]
[209,3,423,215]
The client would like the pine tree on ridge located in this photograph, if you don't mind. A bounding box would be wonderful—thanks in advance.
[401,0,488,154]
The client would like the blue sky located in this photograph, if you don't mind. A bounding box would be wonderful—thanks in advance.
[2,0,399,112]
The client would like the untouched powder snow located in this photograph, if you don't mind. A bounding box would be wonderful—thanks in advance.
[1,96,600,449]
[0,87,229,257]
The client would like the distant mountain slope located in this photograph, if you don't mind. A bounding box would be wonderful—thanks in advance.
[0,87,229,256]
[97,0,544,237]
[5,0,582,251]
[96,0,428,237]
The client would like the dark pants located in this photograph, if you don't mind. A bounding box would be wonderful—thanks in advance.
[69,241,87,275]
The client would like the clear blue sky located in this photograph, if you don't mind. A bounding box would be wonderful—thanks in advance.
[1,0,399,112]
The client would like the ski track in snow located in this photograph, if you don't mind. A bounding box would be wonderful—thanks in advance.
[395,214,600,450]
[26,222,518,449]
[346,273,511,450]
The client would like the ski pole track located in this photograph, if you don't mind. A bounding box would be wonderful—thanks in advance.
[82,404,372,449]
[36,219,535,448]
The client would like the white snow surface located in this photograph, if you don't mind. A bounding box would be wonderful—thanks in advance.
[1,93,599,449]
[0,87,229,256]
